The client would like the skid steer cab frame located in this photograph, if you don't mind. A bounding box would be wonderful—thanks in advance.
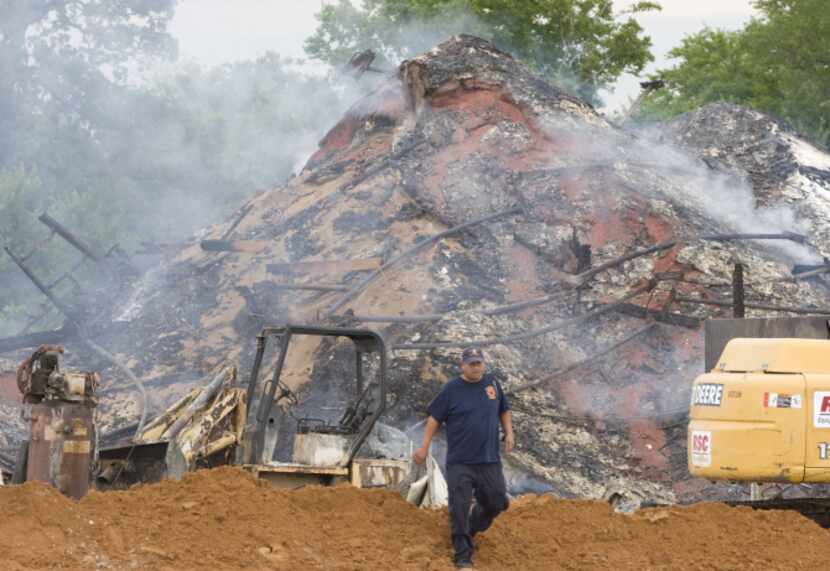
[240,324,402,489]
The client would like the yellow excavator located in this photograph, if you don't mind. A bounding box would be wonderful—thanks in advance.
[688,316,830,526]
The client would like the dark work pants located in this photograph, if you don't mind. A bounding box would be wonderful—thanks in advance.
[446,462,509,564]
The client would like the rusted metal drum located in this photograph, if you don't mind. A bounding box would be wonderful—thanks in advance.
[26,401,95,499]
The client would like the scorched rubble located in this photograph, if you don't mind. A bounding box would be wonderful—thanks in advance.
[2,35,830,504]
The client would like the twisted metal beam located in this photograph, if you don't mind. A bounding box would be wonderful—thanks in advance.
[352,290,573,324]
[392,284,652,351]
[509,323,658,394]
[325,206,523,316]
[674,295,830,316]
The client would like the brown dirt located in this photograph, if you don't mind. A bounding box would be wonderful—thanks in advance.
[2,467,828,570]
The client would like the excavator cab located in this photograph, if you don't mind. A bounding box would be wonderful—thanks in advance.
[239,324,404,488]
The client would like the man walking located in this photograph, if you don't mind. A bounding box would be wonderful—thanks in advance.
[413,347,514,569]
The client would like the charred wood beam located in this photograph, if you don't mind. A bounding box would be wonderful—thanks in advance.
[509,323,658,394]
[675,295,830,315]
[700,232,807,244]
[393,283,653,350]
[326,206,523,317]
[38,212,103,261]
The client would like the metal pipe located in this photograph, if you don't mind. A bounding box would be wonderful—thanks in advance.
[675,295,830,315]
[325,206,523,316]
[510,323,657,394]
[575,241,676,286]
[791,266,830,280]
[700,232,807,244]
[393,284,652,350]
[732,263,745,318]
[38,212,102,261]
[273,284,350,292]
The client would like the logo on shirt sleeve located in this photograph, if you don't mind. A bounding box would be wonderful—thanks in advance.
[485,385,497,400]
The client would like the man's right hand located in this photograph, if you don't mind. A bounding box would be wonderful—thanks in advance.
[412,446,428,465]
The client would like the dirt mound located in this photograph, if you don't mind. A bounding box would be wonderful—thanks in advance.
[1,467,827,570]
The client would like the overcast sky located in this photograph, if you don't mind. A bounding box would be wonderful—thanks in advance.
[170,0,759,111]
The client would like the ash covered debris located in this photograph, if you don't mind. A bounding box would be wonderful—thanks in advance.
[3,35,830,504]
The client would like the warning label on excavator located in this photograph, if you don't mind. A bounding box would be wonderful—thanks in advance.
[763,392,801,409]
[691,430,712,467]
[813,392,830,427]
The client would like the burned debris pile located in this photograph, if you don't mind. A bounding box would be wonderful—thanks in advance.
[2,35,830,503]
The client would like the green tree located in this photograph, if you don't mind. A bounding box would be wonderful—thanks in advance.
[639,0,830,147]
[305,0,660,105]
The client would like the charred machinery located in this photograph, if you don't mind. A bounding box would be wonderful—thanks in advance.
[15,345,99,499]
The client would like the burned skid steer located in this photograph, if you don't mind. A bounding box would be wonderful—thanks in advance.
[98,324,408,491]
[238,324,409,489]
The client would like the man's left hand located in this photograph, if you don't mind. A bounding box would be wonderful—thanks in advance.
[504,432,515,453]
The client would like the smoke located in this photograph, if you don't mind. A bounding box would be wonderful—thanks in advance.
[0,5,380,337]
[548,122,820,264]
[632,132,818,264]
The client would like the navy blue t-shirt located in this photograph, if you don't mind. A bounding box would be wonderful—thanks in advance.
[426,374,509,465]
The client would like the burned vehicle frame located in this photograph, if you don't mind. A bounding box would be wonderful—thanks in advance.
[239,324,390,486]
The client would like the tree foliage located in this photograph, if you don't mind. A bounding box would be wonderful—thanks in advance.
[305,0,659,104]
[639,0,830,148]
